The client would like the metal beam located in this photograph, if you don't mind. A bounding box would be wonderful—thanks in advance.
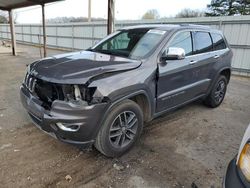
[232,67,250,74]
[88,0,91,22]
[0,6,9,10]
[9,10,17,56]
[41,4,47,57]
[107,0,114,35]
[0,0,62,10]
[230,44,250,49]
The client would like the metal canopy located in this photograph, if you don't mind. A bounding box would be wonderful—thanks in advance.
[0,0,60,10]
[0,0,114,57]
[0,0,62,57]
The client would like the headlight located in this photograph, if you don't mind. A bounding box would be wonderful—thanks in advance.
[238,143,250,182]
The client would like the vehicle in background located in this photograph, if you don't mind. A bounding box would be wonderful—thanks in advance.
[224,124,250,188]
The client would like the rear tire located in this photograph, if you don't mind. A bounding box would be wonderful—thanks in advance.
[204,75,228,108]
[95,99,143,157]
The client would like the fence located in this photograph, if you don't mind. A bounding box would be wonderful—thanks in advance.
[1,15,250,76]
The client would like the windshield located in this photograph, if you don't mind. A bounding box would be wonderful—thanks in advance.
[90,29,166,59]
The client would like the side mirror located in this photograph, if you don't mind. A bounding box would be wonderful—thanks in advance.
[161,47,186,61]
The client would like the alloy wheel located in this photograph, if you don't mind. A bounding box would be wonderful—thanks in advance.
[109,111,138,148]
[214,80,226,103]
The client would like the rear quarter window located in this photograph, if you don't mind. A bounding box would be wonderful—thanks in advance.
[211,33,227,51]
[193,31,213,54]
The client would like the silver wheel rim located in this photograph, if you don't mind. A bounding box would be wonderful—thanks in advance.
[109,111,138,148]
[214,80,226,103]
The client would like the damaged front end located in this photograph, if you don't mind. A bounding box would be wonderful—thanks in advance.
[20,50,142,147]
[21,72,109,147]
[24,72,108,110]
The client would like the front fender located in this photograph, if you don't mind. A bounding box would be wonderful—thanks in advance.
[89,65,157,113]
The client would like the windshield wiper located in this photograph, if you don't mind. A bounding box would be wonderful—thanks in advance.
[86,48,94,52]
[87,49,128,57]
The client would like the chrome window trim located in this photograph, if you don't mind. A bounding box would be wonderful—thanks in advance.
[158,29,229,62]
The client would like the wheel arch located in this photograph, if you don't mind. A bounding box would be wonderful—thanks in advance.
[220,68,231,84]
[205,67,231,98]
[105,90,153,123]
[128,93,152,122]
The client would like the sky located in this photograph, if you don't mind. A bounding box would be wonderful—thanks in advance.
[15,0,211,23]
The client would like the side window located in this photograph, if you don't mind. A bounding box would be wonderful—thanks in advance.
[193,31,213,54]
[101,32,130,50]
[168,31,193,56]
[211,33,227,51]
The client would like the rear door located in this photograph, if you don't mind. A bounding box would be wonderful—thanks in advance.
[190,31,218,87]
[210,32,230,66]
[156,30,215,113]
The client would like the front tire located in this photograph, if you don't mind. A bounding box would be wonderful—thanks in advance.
[95,99,143,157]
[204,75,228,108]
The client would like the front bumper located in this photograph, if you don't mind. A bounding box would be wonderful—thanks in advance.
[20,85,107,148]
[223,158,246,188]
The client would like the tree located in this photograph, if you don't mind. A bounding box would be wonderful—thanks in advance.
[142,9,160,20]
[0,11,8,23]
[0,11,18,23]
[206,0,250,16]
[176,9,205,18]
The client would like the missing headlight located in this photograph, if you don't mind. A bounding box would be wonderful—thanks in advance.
[33,80,104,108]
[62,85,99,104]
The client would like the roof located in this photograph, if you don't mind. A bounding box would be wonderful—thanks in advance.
[120,24,212,32]
[120,24,180,31]
[0,0,62,10]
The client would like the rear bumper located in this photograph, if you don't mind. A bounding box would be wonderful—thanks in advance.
[223,158,245,188]
[20,85,107,148]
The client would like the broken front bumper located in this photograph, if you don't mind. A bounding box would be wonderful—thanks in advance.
[20,84,107,148]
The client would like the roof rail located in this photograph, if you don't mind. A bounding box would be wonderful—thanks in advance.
[180,24,210,28]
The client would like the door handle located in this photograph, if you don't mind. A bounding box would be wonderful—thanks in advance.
[214,55,220,59]
[190,60,197,65]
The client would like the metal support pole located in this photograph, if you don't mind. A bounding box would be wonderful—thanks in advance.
[219,19,223,30]
[71,24,74,51]
[107,0,115,35]
[41,4,47,57]
[88,0,91,22]
[9,10,17,56]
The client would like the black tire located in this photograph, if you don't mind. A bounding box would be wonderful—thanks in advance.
[95,99,143,157]
[204,75,228,108]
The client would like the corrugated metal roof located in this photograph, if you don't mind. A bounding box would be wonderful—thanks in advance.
[0,0,62,10]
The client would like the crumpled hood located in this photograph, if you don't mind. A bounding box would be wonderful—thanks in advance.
[29,51,142,84]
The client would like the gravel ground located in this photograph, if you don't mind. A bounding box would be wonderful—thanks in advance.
[0,44,250,188]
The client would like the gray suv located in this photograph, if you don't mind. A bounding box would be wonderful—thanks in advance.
[20,24,233,157]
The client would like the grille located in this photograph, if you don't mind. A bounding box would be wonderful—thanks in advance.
[24,73,37,93]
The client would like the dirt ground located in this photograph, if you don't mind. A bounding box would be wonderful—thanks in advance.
[0,44,250,188]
